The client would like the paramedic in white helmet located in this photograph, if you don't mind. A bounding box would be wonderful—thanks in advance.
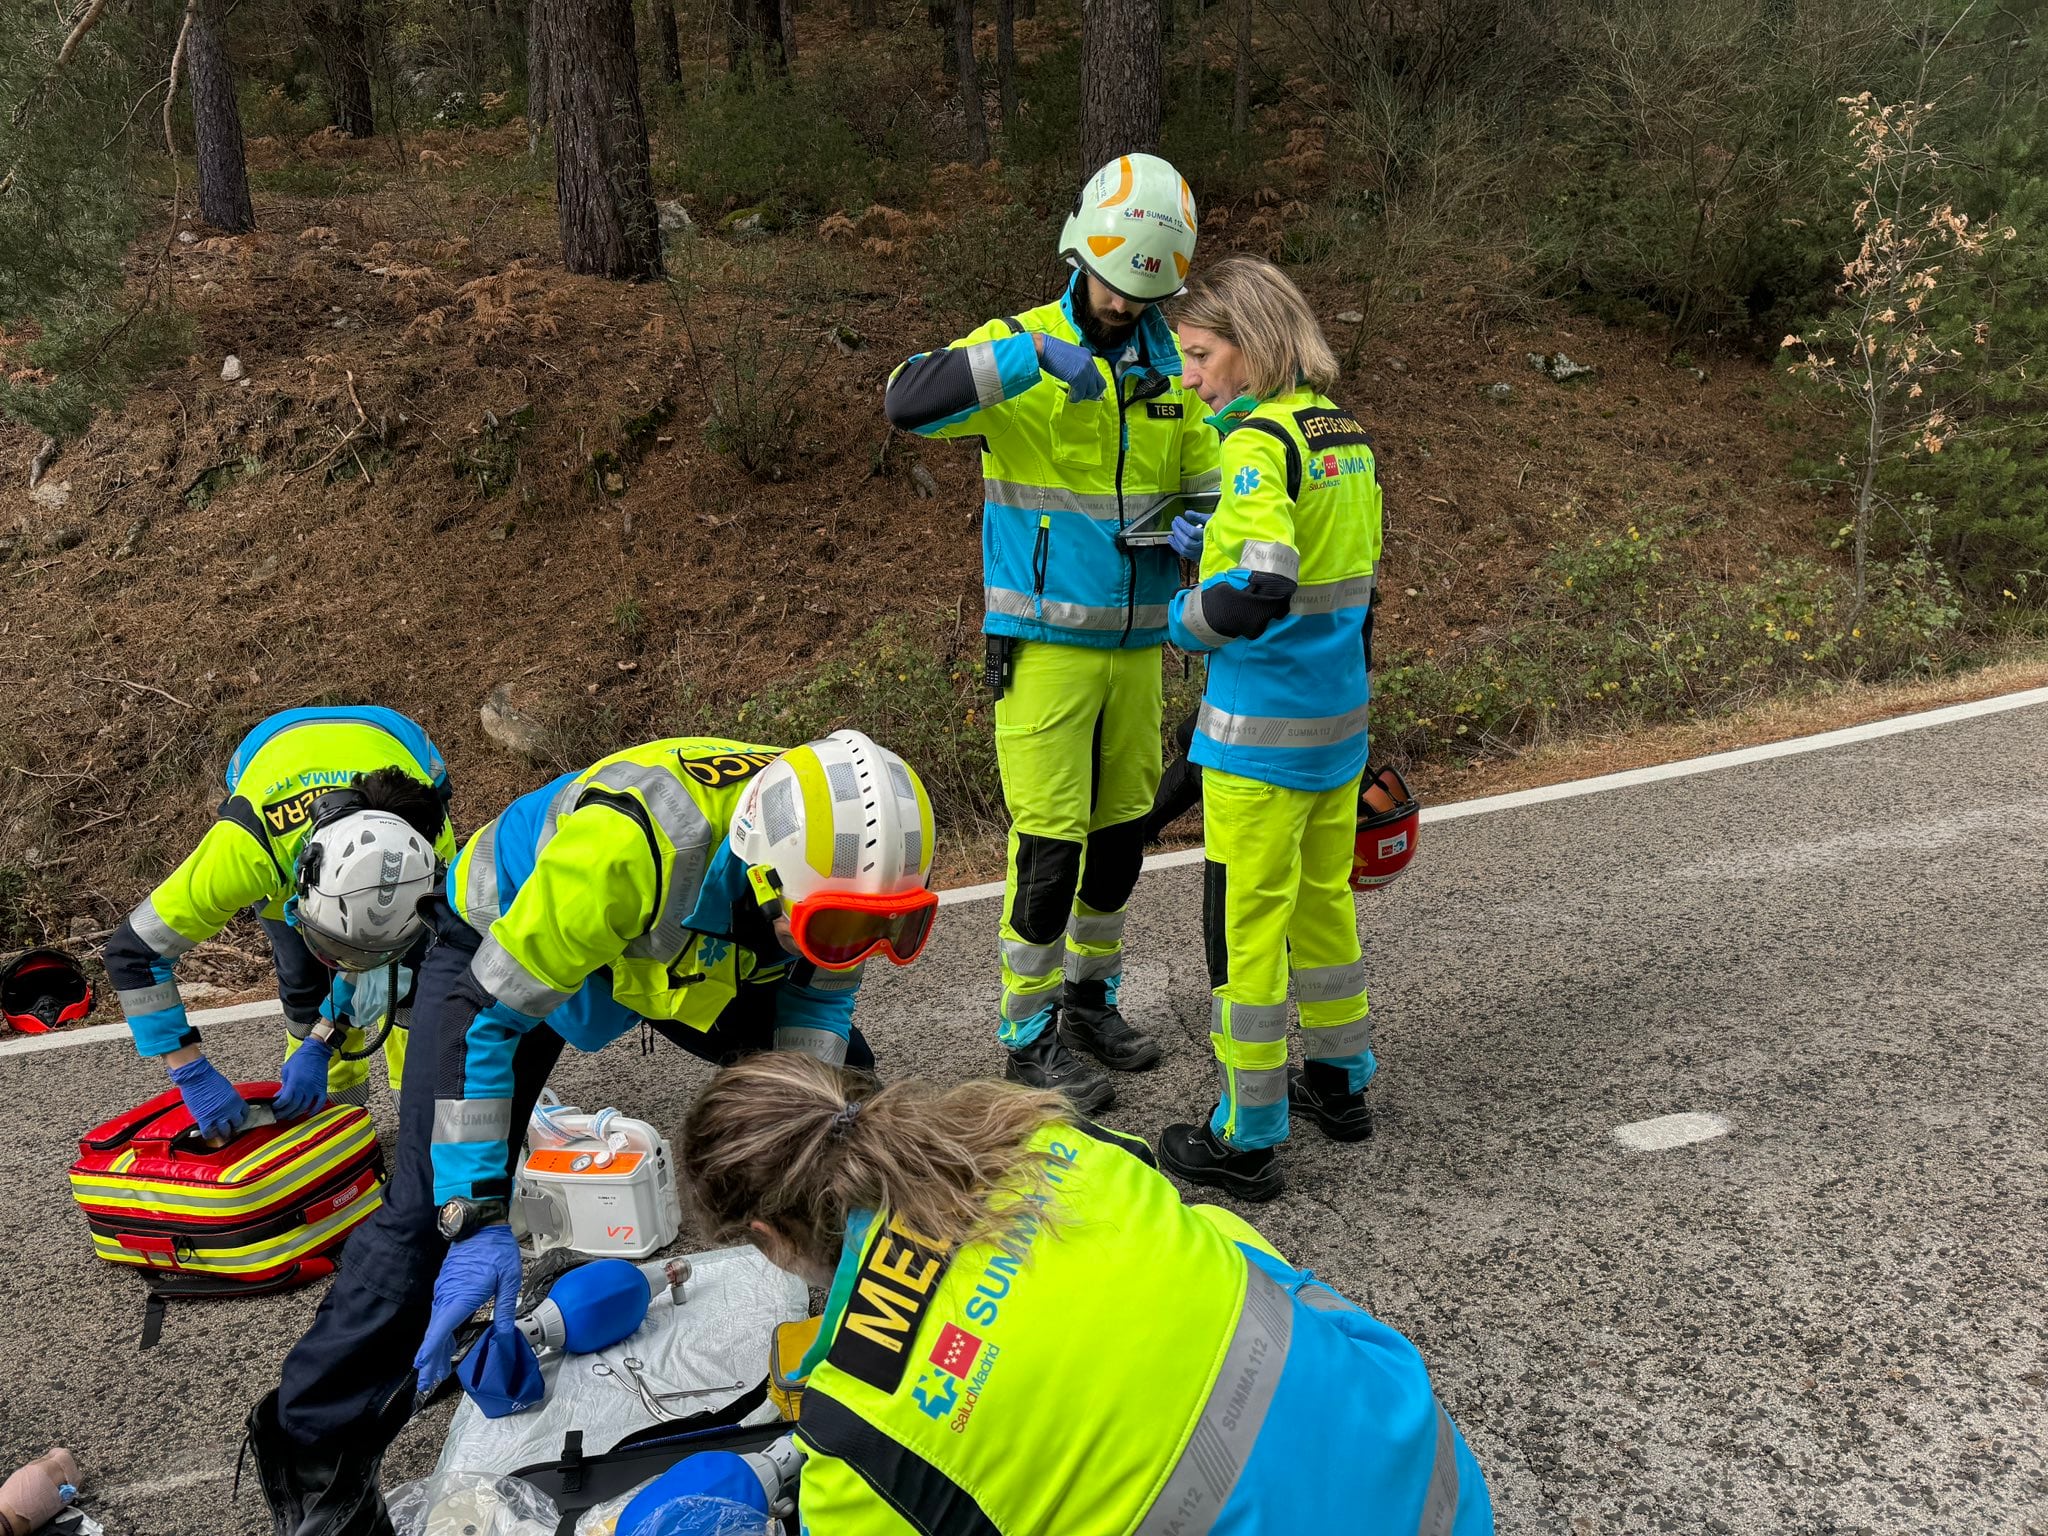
[243,732,940,1531]
[882,153,1219,1115]
[103,705,456,1140]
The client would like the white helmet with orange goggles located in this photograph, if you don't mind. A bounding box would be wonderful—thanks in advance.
[729,731,939,971]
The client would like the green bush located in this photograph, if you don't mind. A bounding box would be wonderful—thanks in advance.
[650,51,934,221]
[1369,516,1965,761]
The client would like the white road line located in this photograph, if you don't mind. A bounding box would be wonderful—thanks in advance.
[936,683,2048,903]
[1613,1112,1734,1151]
[11,683,2044,1057]
[93,1467,231,1500]
[0,1000,283,1058]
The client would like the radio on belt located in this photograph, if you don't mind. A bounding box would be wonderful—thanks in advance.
[513,1092,682,1260]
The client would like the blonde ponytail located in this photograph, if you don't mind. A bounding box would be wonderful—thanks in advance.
[682,1055,1073,1270]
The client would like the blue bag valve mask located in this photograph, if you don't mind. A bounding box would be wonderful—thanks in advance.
[516,1258,652,1355]
[619,1452,771,1536]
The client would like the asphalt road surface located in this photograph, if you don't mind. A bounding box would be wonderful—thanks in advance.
[3,699,2043,1535]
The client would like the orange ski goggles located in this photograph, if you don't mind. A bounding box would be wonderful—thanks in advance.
[788,887,940,971]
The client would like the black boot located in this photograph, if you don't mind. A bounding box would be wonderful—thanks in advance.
[1059,978,1161,1071]
[1289,1061,1374,1142]
[1157,1122,1283,1202]
[240,1387,408,1536]
[1005,1019,1115,1115]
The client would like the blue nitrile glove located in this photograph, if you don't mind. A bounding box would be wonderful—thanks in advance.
[414,1224,524,1395]
[1037,335,1105,403]
[1168,509,1214,561]
[167,1056,248,1142]
[274,1034,333,1120]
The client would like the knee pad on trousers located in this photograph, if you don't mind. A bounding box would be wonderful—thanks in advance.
[1203,859,1229,990]
[1077,817,1148,914]
[1010,835,1083,945]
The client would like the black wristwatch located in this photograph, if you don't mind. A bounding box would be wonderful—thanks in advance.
[436,1196,509,1242]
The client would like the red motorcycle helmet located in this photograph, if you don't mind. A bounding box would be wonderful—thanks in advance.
[0,946,96,1034]
[1350,764,1420,892]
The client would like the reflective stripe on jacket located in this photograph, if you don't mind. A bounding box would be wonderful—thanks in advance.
[885,274,1220,650]
[793,1123,1491,1535]
[1169,388,1382,791]
[105,706,455,1057]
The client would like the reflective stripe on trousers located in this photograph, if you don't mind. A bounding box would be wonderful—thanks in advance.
[1138,1264,1461,1536]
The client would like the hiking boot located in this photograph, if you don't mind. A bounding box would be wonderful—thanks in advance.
[1060,978,1161,1072]
[1005,1024,1115,1115]
[239,1388,406,1536]
[1289,1062,1375,1142]
[239,1392,310,1536]
[1156,1122,1283,1203]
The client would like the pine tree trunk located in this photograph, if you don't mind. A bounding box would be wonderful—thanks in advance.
[1018,0,1034,21]
[727,0,789,78]
[851,0,877,29]
[929,0,956,75]
[956,0,988,164]
[527,0,555,154]
[1230,0,1250,137]
[552,0,662,277]
[187,0,254,233]
[1079,0,1161,174]
[779,0,798,64]
[648,0,683,85]
[996,0,1017,127]
[306,0,375,138]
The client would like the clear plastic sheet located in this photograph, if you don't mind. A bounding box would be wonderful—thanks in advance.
[607,1494,774,1536]
[433,1244,807,1479]
[572,1476,659,1536]
[387,1470,560,1536]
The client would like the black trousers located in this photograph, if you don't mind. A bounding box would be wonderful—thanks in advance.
[273,898,865,1446]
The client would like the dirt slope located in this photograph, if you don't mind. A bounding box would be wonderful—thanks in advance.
[1,122,1837,995]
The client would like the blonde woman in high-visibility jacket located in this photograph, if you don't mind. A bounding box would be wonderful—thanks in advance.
[884,153,1220,1116]
[684,1053,1494,1536]
[1155,256,1383,1202]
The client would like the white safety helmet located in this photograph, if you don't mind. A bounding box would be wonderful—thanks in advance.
[292,797,438,972]
[729,731,939,970]
[1058,152,1199,304]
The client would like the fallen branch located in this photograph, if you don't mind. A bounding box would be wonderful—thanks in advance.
[83,673,193,710]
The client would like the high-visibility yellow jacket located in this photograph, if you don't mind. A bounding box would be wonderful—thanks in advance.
[791,1122,1493,1535]
[432,739,873,1203]
[105,706,454,1056]
[1169,388,1382,791]
[886,273,1220,650]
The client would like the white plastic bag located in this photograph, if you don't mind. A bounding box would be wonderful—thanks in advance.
[387,1470,559,1536]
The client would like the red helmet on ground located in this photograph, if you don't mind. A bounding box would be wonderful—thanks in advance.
[1,946,95,1034]
[1350,764,1420,892]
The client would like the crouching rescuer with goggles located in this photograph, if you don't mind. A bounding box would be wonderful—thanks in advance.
[242,731,938,1530]
[683,1054,1495,1535]
[103,705,456,1136]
